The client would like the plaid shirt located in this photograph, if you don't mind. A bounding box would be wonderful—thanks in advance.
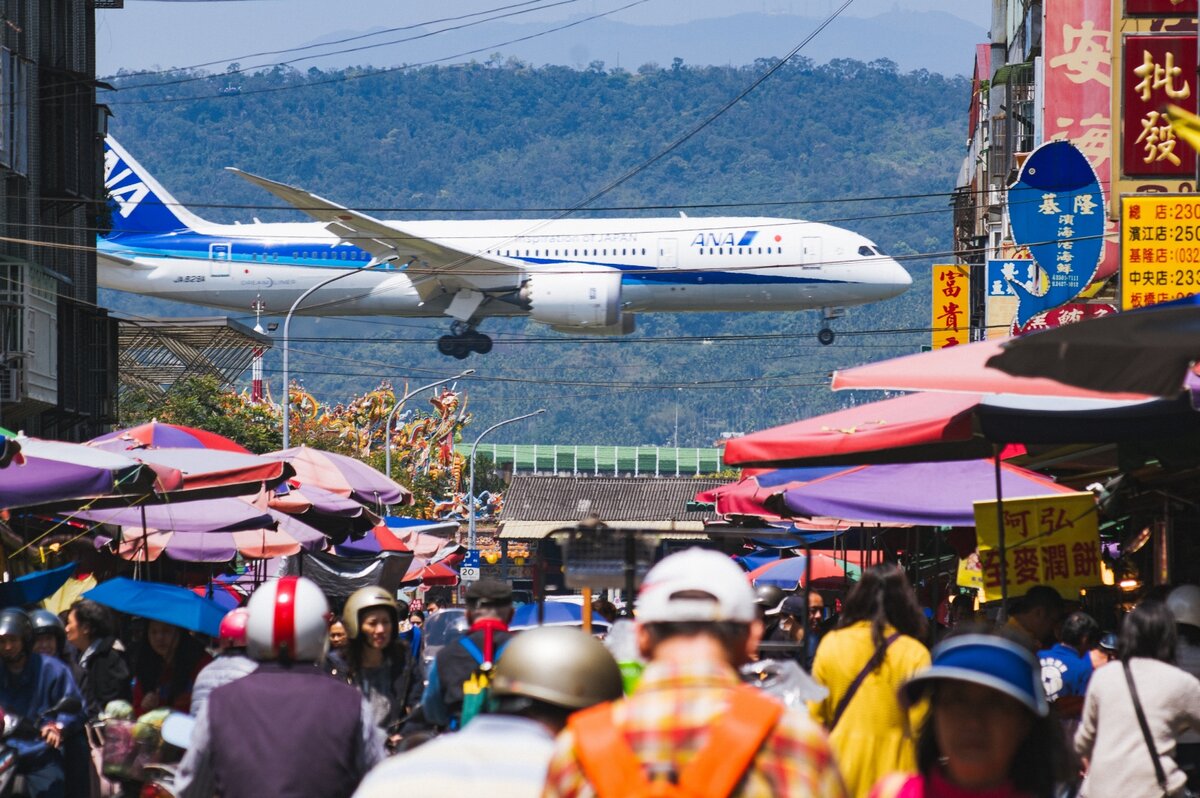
[542,659,847,798]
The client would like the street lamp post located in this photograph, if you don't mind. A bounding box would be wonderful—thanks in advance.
[281,265,375,450]
[468,409,545,553]
[383,369,476,481]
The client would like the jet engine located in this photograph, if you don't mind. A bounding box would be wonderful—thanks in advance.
[549,315,636,336]
[521,272,624,328]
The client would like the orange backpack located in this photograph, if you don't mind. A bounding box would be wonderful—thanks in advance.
[568,685,784,798]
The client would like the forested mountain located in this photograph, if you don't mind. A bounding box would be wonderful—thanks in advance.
[101,57,969,446]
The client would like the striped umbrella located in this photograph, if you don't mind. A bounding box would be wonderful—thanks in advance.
[89,421,250,454]
[746,554,848,589]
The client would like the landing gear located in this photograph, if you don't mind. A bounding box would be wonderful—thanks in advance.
[818,306,845,346]
[437,323,493,359]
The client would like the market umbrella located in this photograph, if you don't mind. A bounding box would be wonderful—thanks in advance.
[336,516,460,557]
[191,583,241,611]
[832,337,1151,400]
[0,435,177,509]
[84,577,227,637]
[120,449,291,495]
[68,498,275,533]
[696,466,847,519]
[403,558,459,586]
[97,520,325,562]
[263,447,411,507]
[721,391,1200,469]
[89,421,250,454]
[509,602,611,631]
[987,295,1200,398]
[773,460,1075,527]
[745,554,848,588]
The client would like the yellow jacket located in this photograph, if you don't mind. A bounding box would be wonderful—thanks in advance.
[809,621,930,798]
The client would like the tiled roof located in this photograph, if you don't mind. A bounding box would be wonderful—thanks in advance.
[501,475,724,522]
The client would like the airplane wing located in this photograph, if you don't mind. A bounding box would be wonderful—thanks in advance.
[226,168,522,302]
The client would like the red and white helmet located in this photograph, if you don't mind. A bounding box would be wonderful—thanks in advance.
[246,576,330,663]
[218,607,251,650]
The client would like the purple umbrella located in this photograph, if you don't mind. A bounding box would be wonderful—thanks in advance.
[67,498,274,533]
[93,507,326,563]
[263,447,410,507]
[0,436,163,509]
[776,460,1075,527]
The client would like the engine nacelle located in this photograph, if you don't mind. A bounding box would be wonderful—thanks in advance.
[549,315,636,336]
[522,271,623,328]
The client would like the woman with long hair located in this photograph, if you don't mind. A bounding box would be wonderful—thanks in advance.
[331,586,424,748]
[870,632,1071,798]
[131,619,210,713]
[810,562,931,798]
[1075,600,1200,798]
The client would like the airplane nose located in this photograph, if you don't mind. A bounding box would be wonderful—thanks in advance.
[890,259,913,288]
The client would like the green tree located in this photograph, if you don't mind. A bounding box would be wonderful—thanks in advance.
[119,375,282,453]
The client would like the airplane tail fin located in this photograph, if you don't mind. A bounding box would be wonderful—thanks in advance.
[103,137,211,237]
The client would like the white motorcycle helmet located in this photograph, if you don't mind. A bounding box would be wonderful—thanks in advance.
[246,576,331,663]
[1169,585,1200,630]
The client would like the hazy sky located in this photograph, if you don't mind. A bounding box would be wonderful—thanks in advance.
[95,0,989,75]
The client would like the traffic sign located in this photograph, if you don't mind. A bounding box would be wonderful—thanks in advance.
[460,565,481,582]
[463,549,481,568]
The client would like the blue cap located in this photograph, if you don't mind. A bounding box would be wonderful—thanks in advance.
[901,634,1049,717]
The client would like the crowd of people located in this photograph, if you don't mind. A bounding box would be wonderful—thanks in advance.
[5,550,1200,797]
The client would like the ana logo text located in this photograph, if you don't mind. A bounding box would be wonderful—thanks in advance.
[689,231,759,248]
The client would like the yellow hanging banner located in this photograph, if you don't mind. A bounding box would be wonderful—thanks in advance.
[972,492,1101,602]
[932,264,970,349]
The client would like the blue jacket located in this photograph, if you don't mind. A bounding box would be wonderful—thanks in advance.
[0,652,85,761]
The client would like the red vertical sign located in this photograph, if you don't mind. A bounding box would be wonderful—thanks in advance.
[1122,35,1198,177]
[1043,0,1118,281]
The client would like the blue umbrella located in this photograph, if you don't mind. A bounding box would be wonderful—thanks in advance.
[84,577,227,637]
[0,561,77,606]
[510,602,612,631]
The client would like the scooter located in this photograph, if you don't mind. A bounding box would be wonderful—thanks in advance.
[0,695,83,797]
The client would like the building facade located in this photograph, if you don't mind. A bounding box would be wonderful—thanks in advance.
[0,0,117,439]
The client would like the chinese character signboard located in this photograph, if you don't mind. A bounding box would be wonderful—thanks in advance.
[1006,141,1105,328]
[931,264,969,349]
[1044,0,1119,282]
[1126,0,1198,14]
[973,492,1101,602]
[986,260,1040,297]
[1121,195,1200,308]
[1123,35,1197,177]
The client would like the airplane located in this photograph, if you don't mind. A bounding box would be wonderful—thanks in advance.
[97,137,912,358]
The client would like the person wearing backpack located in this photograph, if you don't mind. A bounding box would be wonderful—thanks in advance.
[542,548,846,798]
[809,563,931,798]
[421,579,514,729]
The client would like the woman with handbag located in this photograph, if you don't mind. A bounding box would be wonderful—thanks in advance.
[810,563,931,798]
[1075,600,1200,798]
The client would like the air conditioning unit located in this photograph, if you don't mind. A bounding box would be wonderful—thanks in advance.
[0,365,22,403]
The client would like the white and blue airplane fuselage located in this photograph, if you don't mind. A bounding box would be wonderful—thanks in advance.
[97,138,912,356]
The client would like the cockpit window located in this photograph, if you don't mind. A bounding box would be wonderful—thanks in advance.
[857,245,874,257]
[873,245,888,256]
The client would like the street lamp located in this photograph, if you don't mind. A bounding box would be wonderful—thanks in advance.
[468,409,545,552]
[383,369,476,481]
[280,265,376,450]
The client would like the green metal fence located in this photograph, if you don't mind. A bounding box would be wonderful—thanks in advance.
[456,444,724,476]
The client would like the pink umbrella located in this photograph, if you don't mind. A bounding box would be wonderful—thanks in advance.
[97,511,326,563]
[118,449,291,495]
[831,338,1152,400]
[264,447,411,507]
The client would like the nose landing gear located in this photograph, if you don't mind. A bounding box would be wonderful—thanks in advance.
[437,323,493,359]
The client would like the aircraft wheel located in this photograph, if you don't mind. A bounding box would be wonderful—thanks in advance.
[818,328,835,346]
[437,335,458,356]
[468,332,493,355]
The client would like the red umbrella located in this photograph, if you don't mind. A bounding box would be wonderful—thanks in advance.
[831,338,1152,400]
[722,391,1185,469]
[89,421,250,454]
[118,449,290,494]
[403,558,459,586]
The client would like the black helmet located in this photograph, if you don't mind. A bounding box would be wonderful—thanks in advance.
[0,609,32,646]
[753,585,787,614]
[29,609,65,644]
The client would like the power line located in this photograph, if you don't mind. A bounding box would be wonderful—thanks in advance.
[104,0,650,106]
